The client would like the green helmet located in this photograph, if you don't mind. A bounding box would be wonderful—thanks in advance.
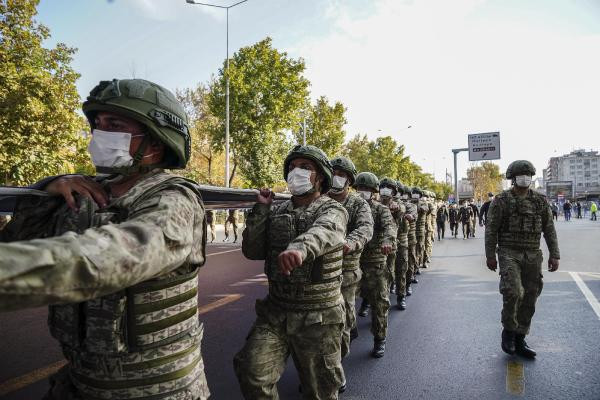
[354,172,379,191]
[83,79,191,172]
[284,145,333,193]
[411,186,423,198]
[379,177,398,194]
[330,156,358,184]
[506,160,536,179]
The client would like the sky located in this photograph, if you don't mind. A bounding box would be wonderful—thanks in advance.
[36,0,600,182]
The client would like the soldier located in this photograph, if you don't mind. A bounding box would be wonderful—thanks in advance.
[206,209,216,242]
[436,202,449,240]
[354,172,395,357]
[458,200,474,239]
[327,156,374,358]
[486,160,560,358]
[413,187,429,272]
[423,192,436,268]
[224,209,238,242]
[234,145,348,399]
[394,184,417,310]
[469,200,479,237]
[479,193,494,226]
[0,79,210,399]
[407,187,420,286]
[449,203,459,238]
[378,177,400,293]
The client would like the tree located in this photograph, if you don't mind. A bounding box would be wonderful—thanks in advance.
[467,162,503,201]
[294,96,346,156]
[0,0,84,185]
[208,37,309,187]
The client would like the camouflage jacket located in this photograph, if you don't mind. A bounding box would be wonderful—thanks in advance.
[360,199,396,264]
[396,201,415,248]
[414,200,429,239]
[485,189,560,259]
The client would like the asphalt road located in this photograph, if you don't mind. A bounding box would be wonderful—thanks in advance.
[1,218,599,399]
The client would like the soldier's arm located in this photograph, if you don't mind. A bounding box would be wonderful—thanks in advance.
[241,203,270,260]
[345,199,374,253]
[286,203,348,263]
[380,206,396,246]
[0,187,204,311]
[541,202,560,259]
[484,199,502,259]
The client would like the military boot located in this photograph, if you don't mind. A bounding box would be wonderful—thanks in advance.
[406,283,412,296]
[415,267,421,275]
[358,298,370,317]
[515,334,537,358]
[372,338,386,358]
[501,329,516,355]
[397,295,406,310]
[350,327,359,342]
[390,282,396,294]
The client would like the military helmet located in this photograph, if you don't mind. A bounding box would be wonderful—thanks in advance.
[83,79,191,170]
[354,172,379,191]
[396,183,406,195]
[411,186,422,197]
[330,156,358,184]
[379,177,398,194]
[284,145,333,193]
[505,160,536,179]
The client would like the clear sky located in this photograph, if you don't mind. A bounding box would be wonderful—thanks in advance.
[37,0,600,182]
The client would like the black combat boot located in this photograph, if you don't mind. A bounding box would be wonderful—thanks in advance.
[390,282,396,294]
[372,338,386,358]
[358,299,370,317]
[501,329,516,355]
[350,327,359,342]
[339,382,347,393]
[406,283,412,296]
[397,295,406,310]
[515,334,537,358]
[415,268,421,275]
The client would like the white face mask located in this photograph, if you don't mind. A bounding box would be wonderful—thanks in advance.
[88,129,135,168]
[411,194,420,199]
[331,175,347,190]
[287,167,314,196]
[401,194,409,200]
[358,190,372,201]
[380,187,393,197]
[515,175,532,188]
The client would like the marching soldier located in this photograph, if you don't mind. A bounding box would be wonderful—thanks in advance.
[394,184,417,309]
[378,177,400,293]
[413,187,429,272]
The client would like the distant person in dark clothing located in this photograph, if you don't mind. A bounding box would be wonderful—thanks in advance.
[449,204,459,238]
[458,201,474,239]
[436,204,449,240]
[576,201,582,219]
[479,193,494,226]
[563,201,572,221]
[469,200,479,237]
[551,203,559,221]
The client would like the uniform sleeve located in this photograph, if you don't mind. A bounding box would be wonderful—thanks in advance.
[541,202,560,259]
[241,203,270,260]
[0,187,203,311]
[286,203,348,263]
[380,206,396,247]
[345,199,374,252]
[485,198,502,259]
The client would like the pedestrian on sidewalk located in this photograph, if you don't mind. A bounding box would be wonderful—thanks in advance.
[563,200,572,221]
[576,201,582,219]
[591,201,598,221]
[436,203,449,240]
[224,209,238,242]
[449,203,459,237]
[551,202,559,221]
[206,210,216,242]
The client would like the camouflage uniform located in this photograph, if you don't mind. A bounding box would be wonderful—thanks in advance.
[360,200,396,340]
[328,191,373,357]
[486,189,560,335]
[0,171,210,400]
[423,201,436,265]
[415,200,429,269]
[395,200,416,297]
[407,208,418,281]
[458,205,474,238]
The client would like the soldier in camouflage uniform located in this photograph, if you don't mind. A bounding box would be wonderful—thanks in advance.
[407,187,419,289]
[458,200,474,239]
[423,192,436,268]
[413,187,429,272]
[234,145,349,400]
[378,177,400,293]
[486,160,560,359]
[0,79,210,400]
[394,184,417,309]
[327,156,373,357]
[354,172,396,358]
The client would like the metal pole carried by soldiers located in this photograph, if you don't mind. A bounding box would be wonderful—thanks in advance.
[485,160,560,358]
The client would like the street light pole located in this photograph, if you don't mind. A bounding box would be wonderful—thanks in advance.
[186,0,248,187]
[452,148,469,204]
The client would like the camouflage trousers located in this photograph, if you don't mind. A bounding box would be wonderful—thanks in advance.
[360,262,391,340]
[424,231,433,264]
[407,243,417,279]
[416,238,426,267]
[386,251,396,283]
[234,298,345,400]
[498,248,544,335]
[394,247,409,296]
[341,268,362,358]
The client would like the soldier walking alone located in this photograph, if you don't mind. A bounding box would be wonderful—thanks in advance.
[485,160,560,358]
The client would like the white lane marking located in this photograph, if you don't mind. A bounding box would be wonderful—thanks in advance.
[506,361,524,395]
[569,272,600,320]
[207,248,242,257]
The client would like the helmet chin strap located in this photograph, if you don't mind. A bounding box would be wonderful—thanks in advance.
[96,136,166,176]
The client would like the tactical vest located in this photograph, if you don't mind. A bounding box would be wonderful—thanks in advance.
[266,197,343,311]
[415,201,428,239]
[498,191,546,250]
[340,193,364,272]
[45,172,207,400]
[361,201,389,264]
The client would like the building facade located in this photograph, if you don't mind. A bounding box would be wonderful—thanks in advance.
[543,149,600,200]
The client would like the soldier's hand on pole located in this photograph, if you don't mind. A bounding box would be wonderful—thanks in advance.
[45,175,108,211]
[256,188,274,205]
[381,244,392,255]
[486,257,498,271]
[278,249,303,275]
[548,258,559,272]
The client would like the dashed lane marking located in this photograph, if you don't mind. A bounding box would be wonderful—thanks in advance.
[506,360,524,396]
[207,248,242,257]
[0,294,244,396]
[569,272,600,320]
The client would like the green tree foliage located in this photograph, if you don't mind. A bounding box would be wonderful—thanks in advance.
[295,96,346,156]
[0,0,84,185]
[208,37,309,187]
[467,161,503,201]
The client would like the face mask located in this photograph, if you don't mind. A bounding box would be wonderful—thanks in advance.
[380,187,393,197]
[411,194,420,199]
[88,129,136,168]
[515,175,532,188]
[358,190,372,201]
[331,176,347,190]
[287,167,314,196]
[401,194,409,200]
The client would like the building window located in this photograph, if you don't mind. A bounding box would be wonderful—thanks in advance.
[578,183,584,187]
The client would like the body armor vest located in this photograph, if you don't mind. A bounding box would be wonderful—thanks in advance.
[361,201,388,264]
[266,196,343,311]
[46,172,206,400]
[498,190,546,250]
